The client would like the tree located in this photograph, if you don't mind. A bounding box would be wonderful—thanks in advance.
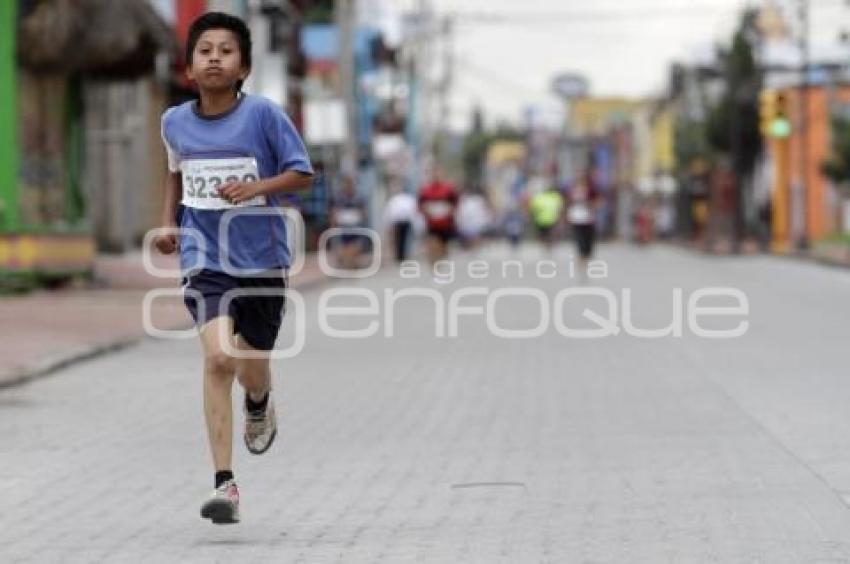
[674,118,712,175]
[461,107,522,188]
[821,115,850,191]
[706,8,763,177]
[703,8,764,245]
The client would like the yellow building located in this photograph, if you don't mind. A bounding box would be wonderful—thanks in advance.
[651,108,676,174]
[570,98,645,137]
[485,141,526,212]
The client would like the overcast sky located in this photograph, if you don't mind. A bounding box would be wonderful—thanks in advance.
[158,0,850,131]
[412,0,850,130]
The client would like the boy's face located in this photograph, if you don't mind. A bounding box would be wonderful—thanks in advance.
[187,29,249,93]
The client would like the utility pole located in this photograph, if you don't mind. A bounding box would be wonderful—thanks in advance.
[436,15,453,165]
[419,0,435,173]
[287,0,306,131]
[727,21,743,255]
[335,0,358,178]
[797,0,810,249]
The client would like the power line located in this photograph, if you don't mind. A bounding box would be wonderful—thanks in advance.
[453,54,551,100]
[450,6,733,24]
[447,0,847,26]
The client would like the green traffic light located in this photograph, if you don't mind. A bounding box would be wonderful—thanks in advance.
[770,117,791,139]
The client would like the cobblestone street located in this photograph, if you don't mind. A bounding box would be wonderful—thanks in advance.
[4,244,850,563]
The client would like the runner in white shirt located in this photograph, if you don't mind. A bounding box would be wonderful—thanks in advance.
[456,189,492,250]
[567,173,601,276]
[383,185,418,263]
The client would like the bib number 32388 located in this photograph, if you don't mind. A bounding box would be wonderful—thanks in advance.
[181,157,266,210]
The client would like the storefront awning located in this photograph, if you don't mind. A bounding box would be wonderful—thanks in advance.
[18,0,176,78]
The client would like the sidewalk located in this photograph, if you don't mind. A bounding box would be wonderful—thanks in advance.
[807,241,850,268]
[0,251,327,388]
[676,236,850,269]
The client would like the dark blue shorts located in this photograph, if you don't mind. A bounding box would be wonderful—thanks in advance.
[339,233,364,246]
[182,268,287,351]
[427,228,455,244]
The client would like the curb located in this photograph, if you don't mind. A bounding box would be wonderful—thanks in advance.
[0,338,139,390]
[810,255,850,270]
[668,239,850,269]
[0,271,329,390]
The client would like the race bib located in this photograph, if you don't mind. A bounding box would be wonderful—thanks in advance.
[336,208,364,226]
[181,157,266,210]
[424,200,452,220]
[568,203,592,224]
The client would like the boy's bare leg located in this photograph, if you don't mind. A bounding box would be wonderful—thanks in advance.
[235,335,278,455]
[340,243,354,269]
[199,316,238,472]
[235,335,272,400]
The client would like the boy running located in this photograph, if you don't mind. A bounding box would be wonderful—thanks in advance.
[155,12,313,525]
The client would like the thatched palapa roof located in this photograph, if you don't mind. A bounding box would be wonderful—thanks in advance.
[18,0,177,78]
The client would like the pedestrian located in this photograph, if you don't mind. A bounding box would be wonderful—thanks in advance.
[635,197,654,245]
[567,173,600,272]
[383,183,418,263]
[455,187,492,250]
[654,195,675,240]
[503,205,525,250]
[329,176,368,269]
[154,12,313,525]
[418,168,458,263]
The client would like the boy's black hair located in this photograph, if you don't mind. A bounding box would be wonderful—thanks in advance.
[186,12,252,92]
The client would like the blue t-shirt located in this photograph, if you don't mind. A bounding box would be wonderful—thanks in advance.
[161,94,313,275]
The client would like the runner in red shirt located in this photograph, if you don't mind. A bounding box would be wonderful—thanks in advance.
[418,170,459,262]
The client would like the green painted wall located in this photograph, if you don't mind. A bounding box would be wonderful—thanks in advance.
[0,0,18,232]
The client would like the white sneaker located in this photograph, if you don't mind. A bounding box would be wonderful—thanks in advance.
[244,393,277,455]
[200,480,240,524]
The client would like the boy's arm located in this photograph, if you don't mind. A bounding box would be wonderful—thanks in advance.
[161,171,182,226]
[154,171,182,254]
[219,170,313,204]
[258,169,314,194]
[159,114,182,228]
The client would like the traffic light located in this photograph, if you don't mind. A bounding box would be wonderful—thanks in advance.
[770,92,791,139]
[760,89,791,139]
